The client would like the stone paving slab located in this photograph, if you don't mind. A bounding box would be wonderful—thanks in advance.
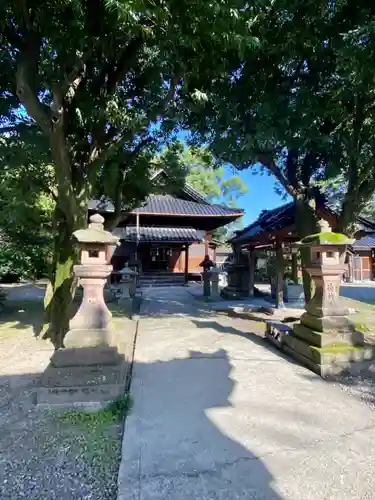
[118,287,375,500]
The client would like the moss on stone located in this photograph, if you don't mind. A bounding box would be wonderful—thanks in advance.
[354,322,372,333]
[301,231,353,246]
[311,343,359,354]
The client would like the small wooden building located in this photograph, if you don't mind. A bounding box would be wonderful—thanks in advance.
[350,235,375,281]
[89,181,242,284]
[227,202,375,306]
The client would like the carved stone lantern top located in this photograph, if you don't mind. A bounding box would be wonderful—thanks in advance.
[297,219,354,271]
[120,265,138,276]
[298,219,354,248]
[73,213,119,267]
[73,213,119,245]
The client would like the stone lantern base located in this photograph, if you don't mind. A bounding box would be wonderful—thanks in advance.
[282,224,375,376]
[38,322,137,409]
[221,263,250,299]
[283,275,374,377]
[283,337,375,377]
[38,272,138,409]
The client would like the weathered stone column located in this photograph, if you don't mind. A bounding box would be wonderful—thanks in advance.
[202,270,211,297]
[209,268,221,300]
[284,220,370,377]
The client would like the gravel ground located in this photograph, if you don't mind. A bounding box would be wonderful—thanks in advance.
[0,386,123,500]
[331,360,375,411]
[0,301,125,500]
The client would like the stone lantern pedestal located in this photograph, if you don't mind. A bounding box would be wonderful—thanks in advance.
[39,214,138,408]
[202,270,211,297]
[284,220,373,377]
[207,268,221,300]
[221,250,250,299]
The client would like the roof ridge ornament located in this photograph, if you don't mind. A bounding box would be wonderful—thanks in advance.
[317,219,331,233]
[89,213,105,231]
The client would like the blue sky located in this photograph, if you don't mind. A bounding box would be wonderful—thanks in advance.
[223,164,292,226]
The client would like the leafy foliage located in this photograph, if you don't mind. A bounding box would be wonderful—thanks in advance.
[184,1,375,234]
[0,133,55,280]
[182,146,247,206]
[0,0,257,341]
[179,145,247,241]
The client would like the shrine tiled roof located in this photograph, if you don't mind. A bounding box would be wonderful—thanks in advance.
[89,194,243,218]
[352,235,375,250]
[230,202,295,244]
[230,201,375,247]
[113,226,202,243]
[132,194,243,217]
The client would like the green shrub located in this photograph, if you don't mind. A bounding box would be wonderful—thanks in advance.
[0,238,52,282]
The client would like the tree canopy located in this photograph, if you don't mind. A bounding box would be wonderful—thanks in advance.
[181,146,247,207]
[185,0,375,235]
[182,146,247,242]
[0,0,257,344]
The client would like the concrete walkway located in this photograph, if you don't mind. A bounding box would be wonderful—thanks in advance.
[118,287,375,500]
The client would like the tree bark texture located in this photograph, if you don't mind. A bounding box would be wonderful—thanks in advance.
[295,196,319,303]
[43,194,89,348]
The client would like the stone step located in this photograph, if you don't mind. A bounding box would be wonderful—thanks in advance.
[141,272,185,276]
[41,363,129,388]
[140,276,185,282]
[140,281,185,288]
[37,383,126,410]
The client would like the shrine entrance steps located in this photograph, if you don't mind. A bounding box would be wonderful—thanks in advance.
[139,271,185,288]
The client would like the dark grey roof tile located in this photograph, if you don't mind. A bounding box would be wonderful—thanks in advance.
[132,194,242,217]
[113,226,203,243]
[352,235,375,250]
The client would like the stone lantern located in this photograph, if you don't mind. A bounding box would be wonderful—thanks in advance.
[208,267,223,300]
[299,219,353,331]
[53,213,119,366]
[118,265,138,300]
[284,220,369,376]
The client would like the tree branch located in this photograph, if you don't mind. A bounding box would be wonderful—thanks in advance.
[16,33,52,135]
[257,153,299,198]
[103,137,153,231]
[59,49,92,103]
[106,35,144,94]
[92,35,144,98]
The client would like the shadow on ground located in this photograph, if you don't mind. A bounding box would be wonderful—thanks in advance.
[191,318,301,366]
[140,286,214,319]
[119,349,285,499]
[0,288,129,341]
[0,344,284,500]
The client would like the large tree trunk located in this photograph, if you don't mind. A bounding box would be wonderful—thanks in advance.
[43,201,88,348]
[336,193,359,235]
[295,196,319,303]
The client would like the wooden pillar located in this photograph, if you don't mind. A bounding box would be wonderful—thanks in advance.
[184,245,189,284]
[248,247,256,297]
[291,251,298,284]
[275,239,285,308]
